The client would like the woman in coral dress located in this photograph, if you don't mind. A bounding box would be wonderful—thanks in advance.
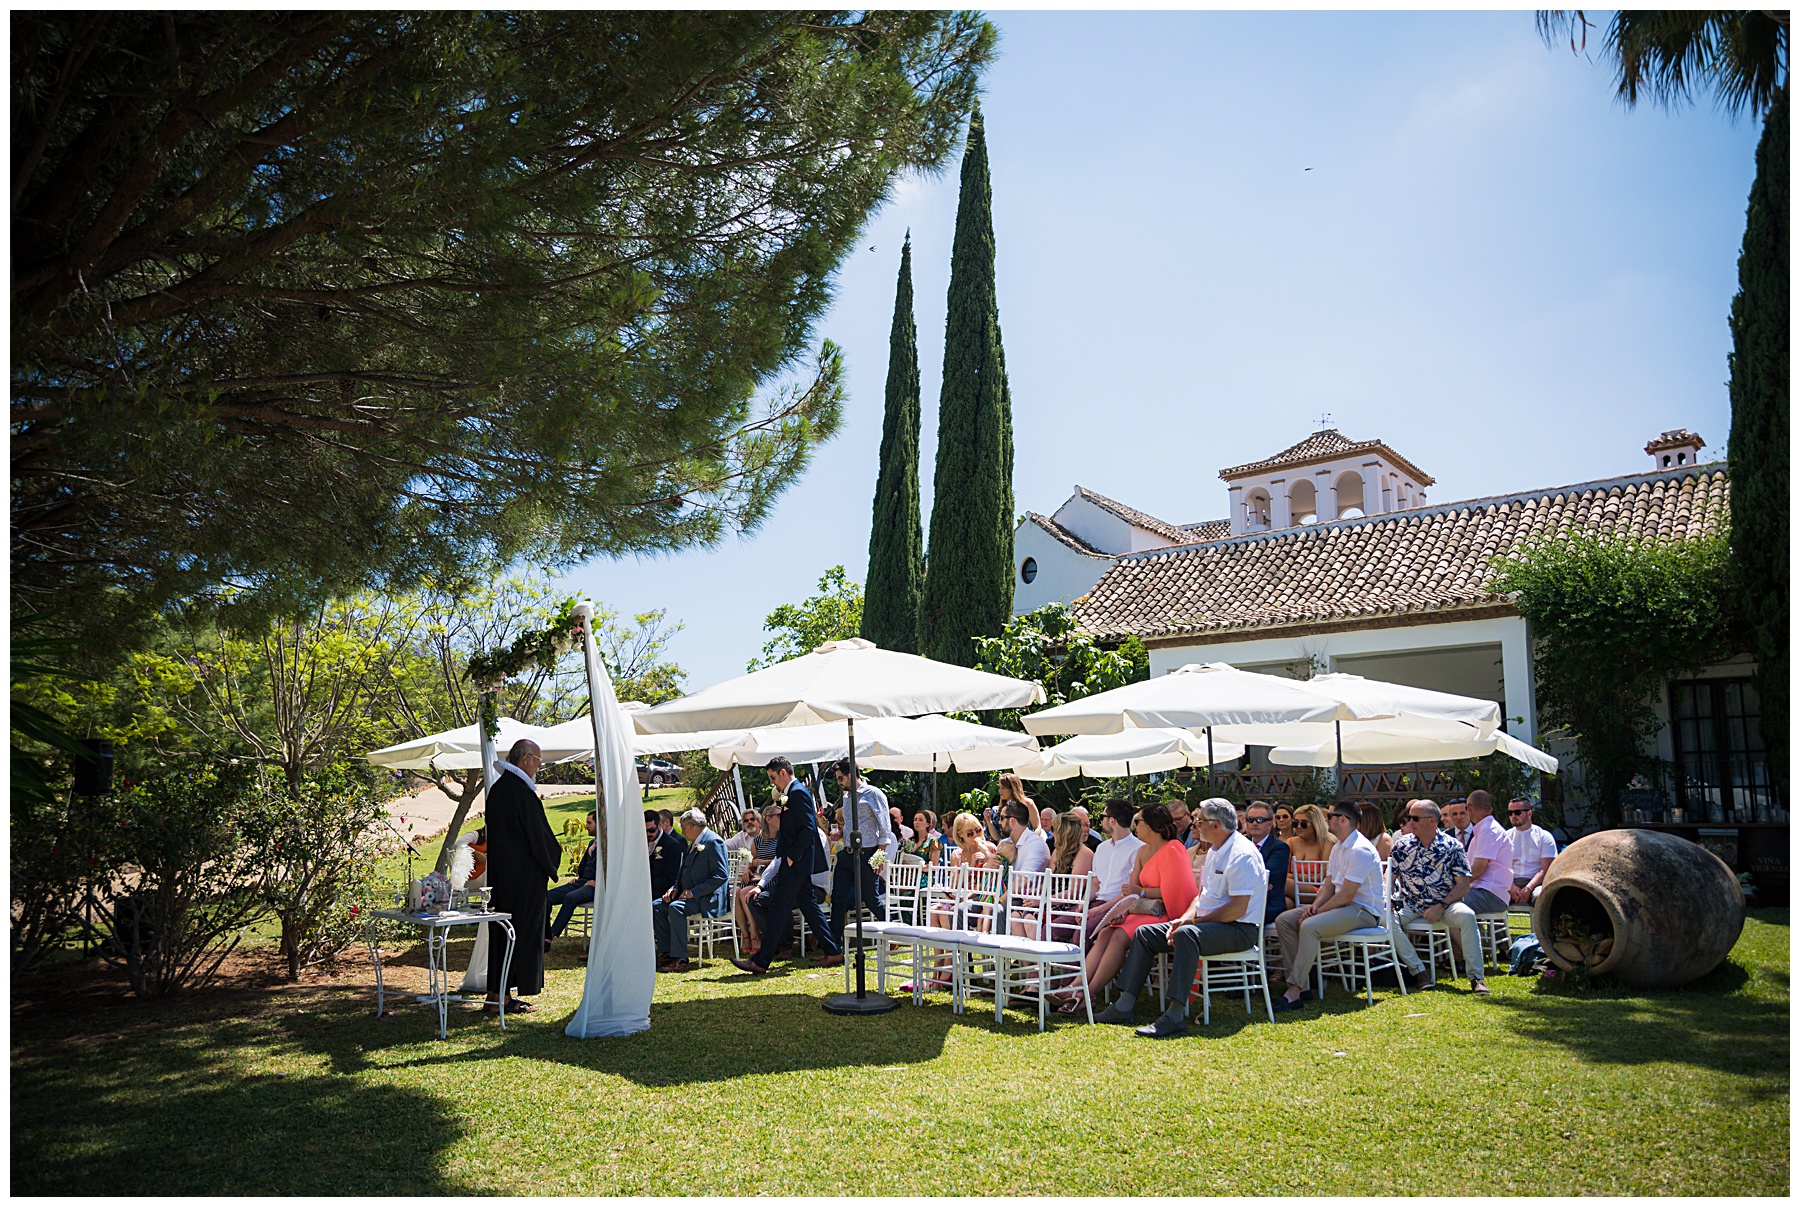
[1058,801,1197,1012]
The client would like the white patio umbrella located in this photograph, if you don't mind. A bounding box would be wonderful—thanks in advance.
[364,717,597,771]
[636,637,1044,1014]
[1268,726,1559,774]
[1020,662,1354,736]
[1015,728,1247,781]
[707,713,1039,773]
[1291,673,1502,734]
[533,713,751,759]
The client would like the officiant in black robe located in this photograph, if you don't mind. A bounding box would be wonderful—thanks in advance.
[485,739,562,1011]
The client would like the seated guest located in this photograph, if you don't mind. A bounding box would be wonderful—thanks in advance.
[948,811,994,868]
[1241,803,1290,946]
[1285,803,1335,907]
[1385,800,1488,995]
[1051,812,1095,882]
[1038,805,1058,852]
[1462,791,1515,917]
[648,807,685,900]
[1442,797,1473,849]
[1270,803,1295,842]
[1391,801,1418,850]
[902,810,942,864]
[890,805,913,845]
[1507,798,1558,904]
[1167,799,1198,849]
[742,852,787,954]
[1095,799,1267,1036]
[654,809,731,972]
[733,805,784,947]
[997,772,1041,831]
[998,801,1050,874]
[545,812,597,946]
[1273,802,1385,1012]
[1234,802,1249,834]
[1068,805,1102,852]
[1357,800,1393,861]
[1063,802,1193,1014]
[724,808,764,855]
[1087,799,1145,931]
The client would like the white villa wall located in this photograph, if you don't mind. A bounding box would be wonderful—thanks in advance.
[1052,494,1168,554]
[1012,520,1112,612]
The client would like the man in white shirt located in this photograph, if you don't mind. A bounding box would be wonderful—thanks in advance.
[999,801,1051,874]
[826,759,889,946]
[723,808,764,855]
[1272,802,1385,1013]
[1088,799,1144,934]
[1094,798,1267,1038]
[1507,798,1558,904]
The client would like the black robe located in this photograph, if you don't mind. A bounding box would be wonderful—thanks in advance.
[485,768,561,996]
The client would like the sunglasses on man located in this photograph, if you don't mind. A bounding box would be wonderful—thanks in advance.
[1508,808,1532,817]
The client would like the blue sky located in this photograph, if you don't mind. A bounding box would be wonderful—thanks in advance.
[559,10,1763,693]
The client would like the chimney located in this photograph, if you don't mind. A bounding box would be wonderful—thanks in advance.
[1645,428,1705,471]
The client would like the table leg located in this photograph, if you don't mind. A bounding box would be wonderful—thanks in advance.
[429,926,449,1039]
[365,919,385,1017]
[496,919,517,1032]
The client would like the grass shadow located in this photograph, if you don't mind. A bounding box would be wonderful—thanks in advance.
[294,985,959,1086]
[1488,960,1788,1092]
[12,1021,474,1196]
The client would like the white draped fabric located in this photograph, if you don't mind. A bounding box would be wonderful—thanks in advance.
[565,602,655,1039]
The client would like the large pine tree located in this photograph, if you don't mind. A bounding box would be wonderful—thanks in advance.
[1727,86,1788,798]
[922,106,1015,666]
[861,235,926,653]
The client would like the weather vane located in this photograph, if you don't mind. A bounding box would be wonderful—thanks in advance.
[1316,411,1334,429]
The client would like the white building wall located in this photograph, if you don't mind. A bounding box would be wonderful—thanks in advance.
[1012,520,1114,613]
[1050,495,1137,555]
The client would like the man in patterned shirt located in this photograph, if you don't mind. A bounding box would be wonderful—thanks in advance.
[1385,799,1490,996]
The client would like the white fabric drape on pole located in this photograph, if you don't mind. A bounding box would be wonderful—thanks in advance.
[565,602,655,1039]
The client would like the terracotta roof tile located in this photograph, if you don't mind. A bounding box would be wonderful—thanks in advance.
[1180,518,1232,541]
[1218,428,1436,486]
[1073,486,1191,544]
[1071,465,1729,642]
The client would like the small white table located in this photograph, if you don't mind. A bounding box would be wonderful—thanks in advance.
[366,909,517,1039]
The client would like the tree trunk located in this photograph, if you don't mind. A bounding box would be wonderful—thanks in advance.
[432,768,485,876]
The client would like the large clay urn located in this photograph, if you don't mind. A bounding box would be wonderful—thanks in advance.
[1532,828,1744,988]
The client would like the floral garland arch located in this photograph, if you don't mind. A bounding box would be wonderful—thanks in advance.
[464,599,587,739]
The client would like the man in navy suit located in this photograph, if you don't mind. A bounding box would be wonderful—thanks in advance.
[1242,802,1291,932]
[654,808,731,973]
[733,757,842,973]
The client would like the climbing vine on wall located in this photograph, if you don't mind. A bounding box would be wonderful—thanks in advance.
[1491,532,1740,827]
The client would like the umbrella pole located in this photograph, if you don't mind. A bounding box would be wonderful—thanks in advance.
[824,717,895,1015]
[1334,720,1344,797]
[1128,762,1136,805]
[1206,726,1215,797]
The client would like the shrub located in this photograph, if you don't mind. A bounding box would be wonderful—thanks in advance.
[96,761,271,997]
[242,764,390,980]
[10,790,98,974]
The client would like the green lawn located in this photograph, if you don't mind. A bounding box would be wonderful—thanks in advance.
[12,910,1788,1195]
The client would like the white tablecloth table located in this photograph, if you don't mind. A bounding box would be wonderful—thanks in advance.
[366,909,517,1039]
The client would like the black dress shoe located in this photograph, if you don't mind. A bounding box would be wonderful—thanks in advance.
[730,957,768,975]
[1136,1013,1188,1039]
[1272,995,1306,1013]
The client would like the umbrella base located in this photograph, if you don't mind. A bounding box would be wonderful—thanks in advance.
[822,990,899,1015]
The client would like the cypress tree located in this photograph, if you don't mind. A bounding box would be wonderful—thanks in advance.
[861,234,926,653]
[1727,87,1788,798]
[922,105,1015,666]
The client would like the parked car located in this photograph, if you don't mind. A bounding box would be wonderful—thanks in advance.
[636,758,682,788]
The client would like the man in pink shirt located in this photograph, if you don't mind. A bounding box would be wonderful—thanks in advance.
[1463,790,1514,917]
